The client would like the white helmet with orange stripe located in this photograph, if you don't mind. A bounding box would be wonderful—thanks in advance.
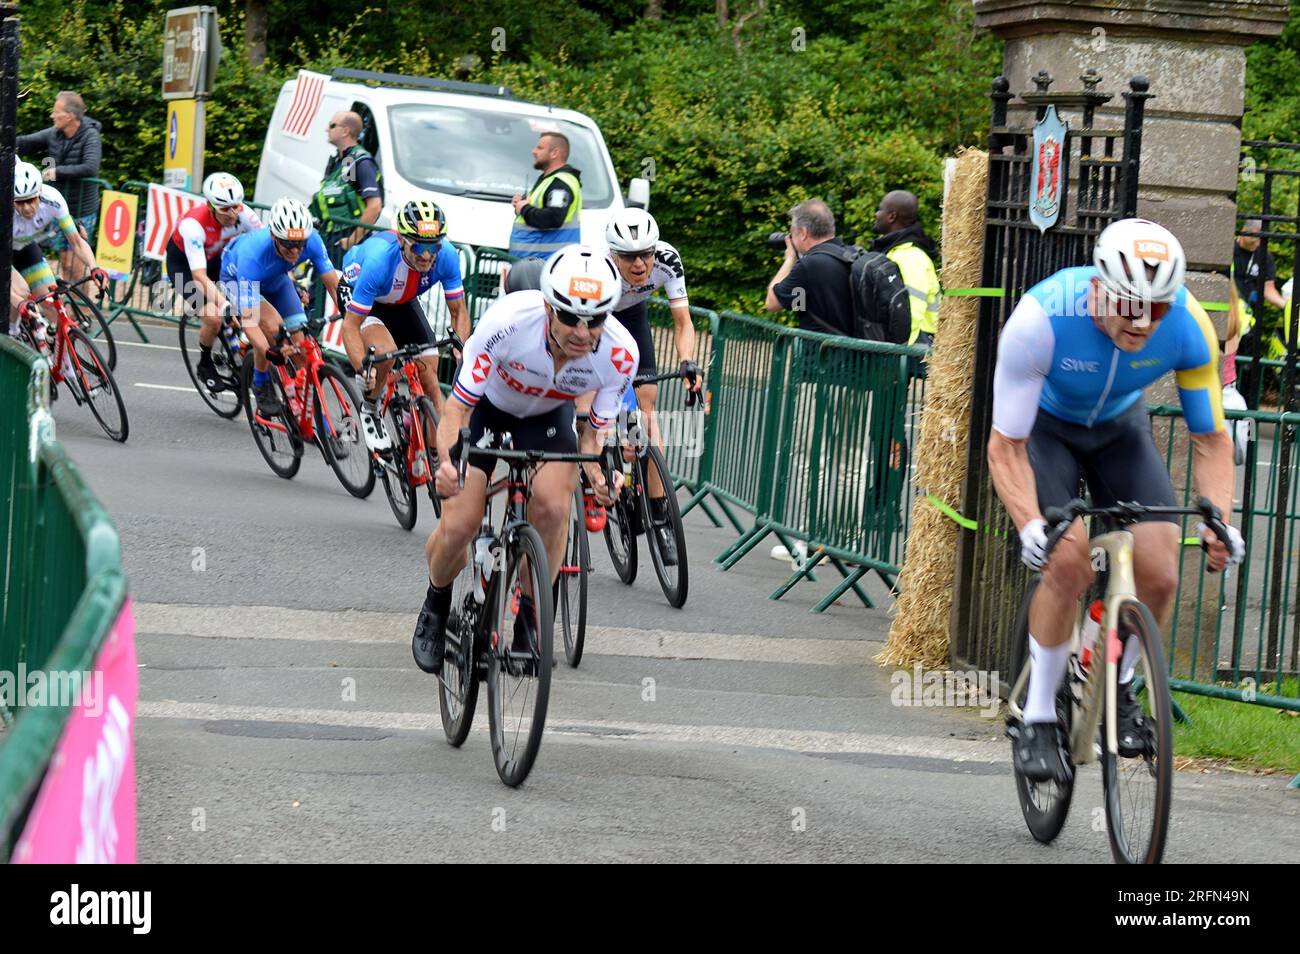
[539,244,622,322]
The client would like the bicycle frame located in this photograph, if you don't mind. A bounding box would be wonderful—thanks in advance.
[376,357,432,487]
[1007,528,1141,768]
[24,285,82,386]
[253,334,340,443]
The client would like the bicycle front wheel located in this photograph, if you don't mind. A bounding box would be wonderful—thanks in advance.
[557,486,589,667]
[315,364,374,499]
[1008,577,1075,844]
[379,399,417,530]
[1102,599,1173,865]
[439,544,482,748]
[487,524,553,787]
[639,445,689,608]
[65,285,116,371]
[242,360,302,479]
[414,395,441,519]
[67,326,129,442]
[179,312,243,418]
[602,457,638,585]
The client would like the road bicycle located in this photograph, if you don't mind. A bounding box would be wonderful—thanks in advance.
[1006,497,1233,864]
[241,322,374,498]
[359,333,460,530]
[180,298,249,419]
[437,428,608,787]
[16,276,128,442]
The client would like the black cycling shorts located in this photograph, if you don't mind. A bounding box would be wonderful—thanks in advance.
[464,396,577,477]
[349,292,436,354]
[613,300,656,377]
[166,243,223,316]
[1029,400,1177,524]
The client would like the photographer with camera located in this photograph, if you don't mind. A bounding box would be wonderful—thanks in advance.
[764,199,856,336]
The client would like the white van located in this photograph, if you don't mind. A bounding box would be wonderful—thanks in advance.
[255,68,647,252]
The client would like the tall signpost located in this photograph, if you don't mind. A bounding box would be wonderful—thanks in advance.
[162,6,220,191]
[0,5,17,337]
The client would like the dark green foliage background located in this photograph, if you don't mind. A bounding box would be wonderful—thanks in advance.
[12,0,1300,311]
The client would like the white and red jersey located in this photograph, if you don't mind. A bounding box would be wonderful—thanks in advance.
[452,290,638,429]
[170,204,262,270]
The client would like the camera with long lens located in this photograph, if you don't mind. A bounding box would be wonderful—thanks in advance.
[766,231,789,251]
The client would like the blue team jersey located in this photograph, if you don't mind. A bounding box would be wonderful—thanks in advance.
[221,227,334,286]
[340,231,463,316]
[992,266,1224,438]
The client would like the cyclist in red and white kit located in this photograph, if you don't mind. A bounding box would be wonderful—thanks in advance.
[411,245,637,675]
[166,172,261,391]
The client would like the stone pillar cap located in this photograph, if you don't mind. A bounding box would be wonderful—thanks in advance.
[973,0,1287,44]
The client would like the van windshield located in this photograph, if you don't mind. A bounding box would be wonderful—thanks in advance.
[388,104,615,208]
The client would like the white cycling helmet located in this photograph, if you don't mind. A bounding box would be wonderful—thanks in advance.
[14,161,42,201]
[203,171,244,209]
[605,207,659,254]
[1093,218,1186,304]
[268,197,314,241]
[540,244,622,321]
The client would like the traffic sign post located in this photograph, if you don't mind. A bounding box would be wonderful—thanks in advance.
[162,6,219,190]
[95,190,138,280]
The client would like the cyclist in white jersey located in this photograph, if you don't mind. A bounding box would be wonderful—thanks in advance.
[411,245,636,675]
[10,161,106,335]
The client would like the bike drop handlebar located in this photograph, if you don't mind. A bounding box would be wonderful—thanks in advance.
[1042,497,1235,567]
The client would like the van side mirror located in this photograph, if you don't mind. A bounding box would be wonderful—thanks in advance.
[627,178,650,210]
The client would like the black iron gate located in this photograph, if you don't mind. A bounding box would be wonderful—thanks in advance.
[951,71,1149,676]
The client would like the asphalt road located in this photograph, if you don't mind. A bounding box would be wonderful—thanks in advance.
[52,327,1300,863]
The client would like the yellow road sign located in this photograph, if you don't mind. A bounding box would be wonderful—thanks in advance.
[96,190,139,279]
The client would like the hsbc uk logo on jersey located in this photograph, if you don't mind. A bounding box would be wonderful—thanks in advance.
[610,347,635,376]
[471,354,492,384]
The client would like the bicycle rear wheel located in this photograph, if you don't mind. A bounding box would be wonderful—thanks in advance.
[639,445,688,608]
[379,399,417,530]
[179,312,243,418]
[1102,599,1173,865]
[557,486,589,667]
[315,364,374,498]
[487,524,553,787]
[67,326,129,442]
[65,285,116,371]
[1008,578,1075,844]
[439,545,483,747]
[242,360,302,479]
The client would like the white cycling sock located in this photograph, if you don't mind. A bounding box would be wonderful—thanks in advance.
[1119,635,1143,685]
[1024,635,1070,725]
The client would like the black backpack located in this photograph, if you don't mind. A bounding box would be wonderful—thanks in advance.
[805,243,911,344]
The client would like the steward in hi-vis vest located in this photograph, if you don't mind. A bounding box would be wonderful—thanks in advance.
[510,132,583,259]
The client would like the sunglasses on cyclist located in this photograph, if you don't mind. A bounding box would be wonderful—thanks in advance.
[274,237,308,251]
[1111,297,1170,322]
[615,250,655,264]
[552,308,606,329]
[14,196,39,207]
[403,237,441,256]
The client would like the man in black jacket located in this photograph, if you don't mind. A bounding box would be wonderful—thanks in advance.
[18,91,103,280]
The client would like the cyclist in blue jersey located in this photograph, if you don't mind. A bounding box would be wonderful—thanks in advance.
[988,218,1244,783]
[338,200,470,452]
[219,198,342,415]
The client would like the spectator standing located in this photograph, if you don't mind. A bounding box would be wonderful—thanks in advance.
[311,111,383,265]
[509,133,582,259]
[764,198,856,335]
[17,90,102,281]
[870,190,940,351]
[1231,218,1287,406]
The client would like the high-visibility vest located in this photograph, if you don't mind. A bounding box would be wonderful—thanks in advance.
[508,170,582,259]
[311,145,381,227]
[885,242,941,345]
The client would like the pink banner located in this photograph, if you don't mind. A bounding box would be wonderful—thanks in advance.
[12,597,139,864]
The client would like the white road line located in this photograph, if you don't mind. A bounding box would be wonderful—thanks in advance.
[135,699,1004,763]
[134,383,197,393]
[133,602,875,667]
[116,339,181,352]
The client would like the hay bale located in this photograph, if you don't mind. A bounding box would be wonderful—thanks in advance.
[880,147,988,669]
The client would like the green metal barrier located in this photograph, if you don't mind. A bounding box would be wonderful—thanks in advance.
[0,335,128,856]
[1148,403,1300,711]
[694,311,926,611]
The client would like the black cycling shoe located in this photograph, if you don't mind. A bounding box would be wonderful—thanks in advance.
[254,382,282,417]
[1115,680,1152,757]
[512,594,536,654]
[412,609,447,675]
[1014,721,1071,784]
[196,357,224,394]
[650,497,678,566]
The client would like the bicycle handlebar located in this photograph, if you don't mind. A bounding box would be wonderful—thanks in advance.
[1043,497,1234,566]
[360,332,463,375]
[634,367,702,408]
